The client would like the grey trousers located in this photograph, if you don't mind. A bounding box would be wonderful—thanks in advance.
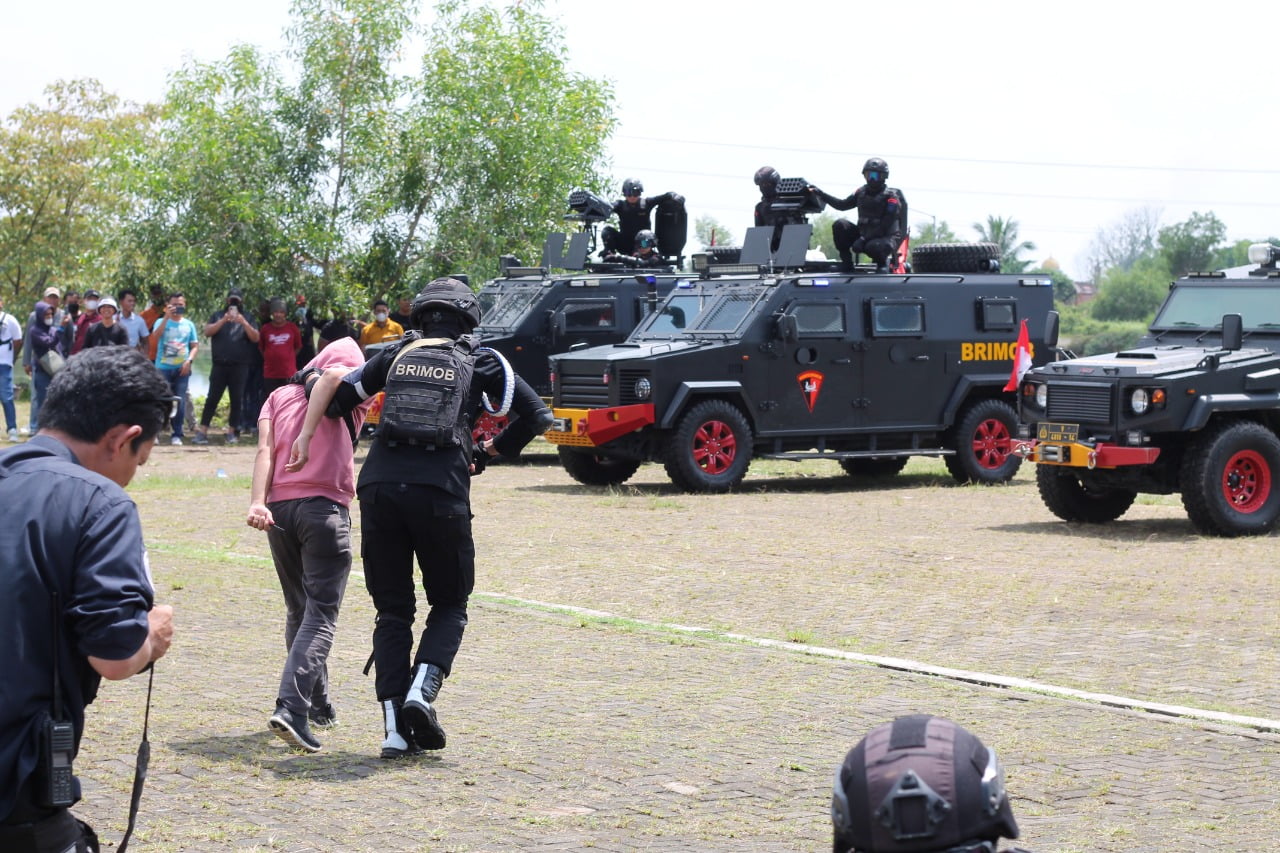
[267,497,352,716]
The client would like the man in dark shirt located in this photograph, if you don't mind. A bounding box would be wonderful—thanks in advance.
[82,298,129,349]
[293,278,551,758]
[195,287,260,446]
[0,347,175,851]
[318,315,361,351]
[389,296,412,329]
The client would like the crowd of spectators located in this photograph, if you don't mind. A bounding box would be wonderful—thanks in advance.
[5,284,412,445]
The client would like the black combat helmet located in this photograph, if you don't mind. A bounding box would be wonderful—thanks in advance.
[862,157,889,191]
[831,715,1019,853]
[622,177,644,197]
[634,230,657,251]
[410,277,481,333]
[754,166,781,197]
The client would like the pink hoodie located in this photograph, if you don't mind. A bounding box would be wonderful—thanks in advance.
[261,336,372,506]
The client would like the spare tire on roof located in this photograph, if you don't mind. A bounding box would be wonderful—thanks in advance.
[911,242,1001,273]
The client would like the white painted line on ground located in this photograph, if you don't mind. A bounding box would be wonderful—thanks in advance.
[472,591,1280,734]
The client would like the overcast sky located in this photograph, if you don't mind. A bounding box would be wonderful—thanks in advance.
[5,0,1278,280]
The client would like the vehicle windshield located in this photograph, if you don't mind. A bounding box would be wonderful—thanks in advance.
[1151,285,1280,331]
[476,287,544,331]
[632,286,768,339]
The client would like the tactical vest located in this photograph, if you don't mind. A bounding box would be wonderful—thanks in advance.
[378,335,476,449]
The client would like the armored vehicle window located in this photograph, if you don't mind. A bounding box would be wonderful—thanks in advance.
[647,293,704,333]
[563,299,616,330]
[1152,285,1280,331]
[978,297,1016,331]
[870,300,925,336]
[481,288,542,330]
[700,293,756,332]
[791,303,845,335]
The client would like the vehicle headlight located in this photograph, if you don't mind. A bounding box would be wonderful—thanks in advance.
[1035,383,1048,408]
[1130,388,1149,415]
[634,377,651,400]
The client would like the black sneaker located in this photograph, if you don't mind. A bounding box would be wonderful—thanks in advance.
[270,704,321,753]
[309,702,338,728]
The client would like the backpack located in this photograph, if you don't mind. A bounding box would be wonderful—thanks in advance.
[378,335,476,449]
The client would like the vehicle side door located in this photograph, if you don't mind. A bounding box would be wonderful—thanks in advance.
[859,295,941,428]
[759,296,859,436]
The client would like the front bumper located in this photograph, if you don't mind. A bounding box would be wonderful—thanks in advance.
[1015,438,1161,469]
[545,404,656,448]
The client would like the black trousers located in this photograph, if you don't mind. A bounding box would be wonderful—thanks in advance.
[199,360,250,430]
[358,482,474,701]
[832,219,897,266]
[1,787,98,853]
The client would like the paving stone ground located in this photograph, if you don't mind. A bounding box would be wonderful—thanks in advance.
[63,441,1280,851]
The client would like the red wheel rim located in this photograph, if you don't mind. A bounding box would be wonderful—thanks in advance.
[971,417,1012,470]
[691,419,738,475]
[1222,449,1271,513]
[473,413,508,444]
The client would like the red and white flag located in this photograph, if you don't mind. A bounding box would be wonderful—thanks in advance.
[1003,318,1032,392]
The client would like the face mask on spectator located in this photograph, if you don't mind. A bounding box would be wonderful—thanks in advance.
[375,311,388,323]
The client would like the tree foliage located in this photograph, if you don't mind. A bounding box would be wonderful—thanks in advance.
[1085,206,1160,281]
[413,1,615,281]
[972,215,1036,273]
[0,80,153,303]
[1090,255,1170,322]
[694,215,735,250]
[914,219,957,244]
[1156,210,1226,277]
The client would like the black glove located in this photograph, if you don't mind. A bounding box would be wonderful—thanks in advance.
[471,446,488,476]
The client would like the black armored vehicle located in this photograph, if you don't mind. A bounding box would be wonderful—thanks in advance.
[1017,244,1280,536]
[544,227,1058,492]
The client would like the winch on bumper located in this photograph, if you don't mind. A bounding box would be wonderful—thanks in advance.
[546,404,656,448]
[1015,422,1161,469]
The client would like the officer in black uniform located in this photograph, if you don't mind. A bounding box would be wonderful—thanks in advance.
[753,166,808,227]
[600,177,684,256]
[811,157,907,273]
[303,278,551,758]
[831,714,1028,853]
[602,229,668,268]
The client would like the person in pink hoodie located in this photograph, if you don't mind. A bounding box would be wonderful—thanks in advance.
[245,336,374,752]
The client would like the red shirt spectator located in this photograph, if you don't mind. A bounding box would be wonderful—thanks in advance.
[259,301,302,389]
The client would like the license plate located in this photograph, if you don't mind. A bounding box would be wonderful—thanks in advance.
[1037,422,1080,442]
[551,417,573,432]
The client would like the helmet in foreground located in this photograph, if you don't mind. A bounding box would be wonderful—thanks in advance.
[832,715,1019,853]
[622,177,644,197]
[634,230,657,251]
[754,166,781,195]
[410,278,481,332]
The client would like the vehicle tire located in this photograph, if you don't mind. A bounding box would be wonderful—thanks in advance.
[1036,467,1137,523]
[557,447,641,487]
[664,399,753,493]
[944,398,1022,484]
[911,242,1001,274]
[839,456,909,478]
[1180,421,1280,536]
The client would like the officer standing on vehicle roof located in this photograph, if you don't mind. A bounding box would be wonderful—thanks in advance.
[811,157,908,273]
[600,177,684,257]
[291,278,552,759]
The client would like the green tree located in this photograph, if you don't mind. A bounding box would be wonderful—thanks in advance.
[1090,255,1170,322]
[1085,207,1160,280]
[283,0,417,291]
[973,215,1036,273]
[914,219,957,244]
[1029,266,1077,305]
[694,215,735,250]
[0,80,153,303]
[120,46,303,316]
[1156,210,1226,277]
[809,211,835,259]
[412,1,616,281]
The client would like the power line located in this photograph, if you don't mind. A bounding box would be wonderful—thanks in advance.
[616,134,1280,176]
[609,163,1280,210]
